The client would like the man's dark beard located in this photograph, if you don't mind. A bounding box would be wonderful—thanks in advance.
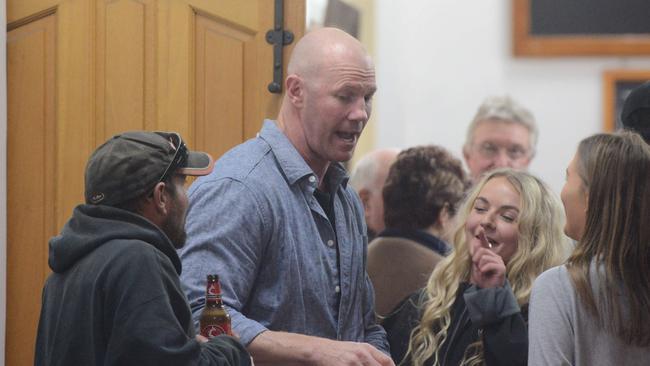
[161,207,187,249]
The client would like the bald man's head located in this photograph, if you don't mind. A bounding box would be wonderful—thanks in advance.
[287,27,372,79]
[279,28,377,177]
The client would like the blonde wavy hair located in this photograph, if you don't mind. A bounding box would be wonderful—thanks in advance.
[404,169,570,366]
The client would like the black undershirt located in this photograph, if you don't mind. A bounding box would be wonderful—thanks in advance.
[314,188,336,230]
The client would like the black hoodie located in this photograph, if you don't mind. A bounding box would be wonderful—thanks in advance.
[35,204,250,366]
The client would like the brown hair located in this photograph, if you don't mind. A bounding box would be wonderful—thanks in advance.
[568,131,650,346]
[382,145,468,230]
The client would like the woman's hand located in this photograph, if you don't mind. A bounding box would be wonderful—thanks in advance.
[470,232,506,288]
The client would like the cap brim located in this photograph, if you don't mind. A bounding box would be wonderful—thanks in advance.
[178,151,214,176]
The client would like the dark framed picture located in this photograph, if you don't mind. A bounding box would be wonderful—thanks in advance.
[602,70,650,132]
[513,0,650,56]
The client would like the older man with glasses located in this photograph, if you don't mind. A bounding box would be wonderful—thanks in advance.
[462,96,538,183]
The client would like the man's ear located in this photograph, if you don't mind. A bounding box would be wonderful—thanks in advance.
[434,204,457,243]
[357,188,371,212]
[150,181,170,216]
[437,204,451,228]
[462,145,470,163]
[285,74,304,107]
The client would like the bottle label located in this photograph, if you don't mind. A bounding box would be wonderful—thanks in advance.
[201,324,231,338]
[206,281,221,301]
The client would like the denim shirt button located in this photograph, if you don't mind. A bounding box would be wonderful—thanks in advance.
[327,239,335,247]
[335,285,341,293]
[308,175,316,183]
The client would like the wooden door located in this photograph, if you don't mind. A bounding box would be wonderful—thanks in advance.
[6,1,305,365]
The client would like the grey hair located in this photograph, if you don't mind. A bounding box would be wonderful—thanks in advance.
[349,148,400,192]
[464,96,538,156]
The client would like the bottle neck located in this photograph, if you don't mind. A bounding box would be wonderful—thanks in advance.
[206,295,224,306]
[206,280,224,306]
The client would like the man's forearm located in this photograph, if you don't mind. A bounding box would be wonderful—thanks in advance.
[247,331,318,364]
[247,330,394,366]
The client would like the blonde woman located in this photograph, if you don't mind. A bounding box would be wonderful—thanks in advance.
[383,169,569,366]
[529,132,650,365]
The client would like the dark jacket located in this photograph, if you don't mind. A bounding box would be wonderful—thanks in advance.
[384,282,527,366]
[35,204,250,366]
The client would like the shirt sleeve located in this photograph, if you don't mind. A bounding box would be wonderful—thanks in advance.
[528,267,574,366]
[345,188,390,354]
[362,272,391,355]
[463,281,528,366]
[179,177,270,346]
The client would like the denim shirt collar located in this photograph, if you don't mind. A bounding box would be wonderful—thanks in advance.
[259,119,349,191]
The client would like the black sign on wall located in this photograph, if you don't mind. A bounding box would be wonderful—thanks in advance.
[530,0,650,36]
[514,0,650,56]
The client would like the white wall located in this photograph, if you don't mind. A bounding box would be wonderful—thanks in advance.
[374,0,650,194]
[1,0,7,364]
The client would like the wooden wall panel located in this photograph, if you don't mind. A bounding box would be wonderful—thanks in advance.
[6,14,56,366]
[55,0,94,228]
[96,0,157,140]
[7,0,58,23]
[194,14,253,157]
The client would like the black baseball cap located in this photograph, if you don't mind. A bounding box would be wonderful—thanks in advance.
[621,81,650,143]
[85,131,214,206]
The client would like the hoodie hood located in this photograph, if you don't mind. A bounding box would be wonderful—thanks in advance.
[49,204,182,274]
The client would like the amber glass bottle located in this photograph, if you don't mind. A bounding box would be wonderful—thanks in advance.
[199,274,232,338]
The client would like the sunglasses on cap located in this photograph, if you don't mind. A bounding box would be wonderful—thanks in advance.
[158,133,188,183]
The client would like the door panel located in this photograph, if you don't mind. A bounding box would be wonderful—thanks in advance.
[195,13,252,157]
[96,0,156,138]
[7,14,56,366]
[7,0,59,24]
[6,1,305,364]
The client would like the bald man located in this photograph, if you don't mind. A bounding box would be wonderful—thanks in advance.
[350,148,400,241]
[179,28,394,366]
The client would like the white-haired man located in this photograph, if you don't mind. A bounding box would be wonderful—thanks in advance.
[463,96,537,182]
[350,148,400,241]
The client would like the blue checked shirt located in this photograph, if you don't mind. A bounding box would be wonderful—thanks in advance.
[179,120,389,353]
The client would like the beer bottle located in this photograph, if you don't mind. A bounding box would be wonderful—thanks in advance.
[199,274,232,338]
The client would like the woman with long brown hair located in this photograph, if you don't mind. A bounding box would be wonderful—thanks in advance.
[384,169,570,365]
[528,131,650,365]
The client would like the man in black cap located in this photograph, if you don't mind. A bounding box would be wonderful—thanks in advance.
[34,131,250,366]
[621,81,650,143]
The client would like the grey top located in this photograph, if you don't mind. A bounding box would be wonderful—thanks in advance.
[178,120,389,353]
[529,265,650,366]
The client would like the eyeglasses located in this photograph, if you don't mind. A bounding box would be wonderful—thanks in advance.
[158,133,188,183]
[475,142,529,161]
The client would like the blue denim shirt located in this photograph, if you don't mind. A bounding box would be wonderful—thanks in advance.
[179,120,389,353]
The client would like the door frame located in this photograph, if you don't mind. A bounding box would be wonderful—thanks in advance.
[1,0,9,364]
